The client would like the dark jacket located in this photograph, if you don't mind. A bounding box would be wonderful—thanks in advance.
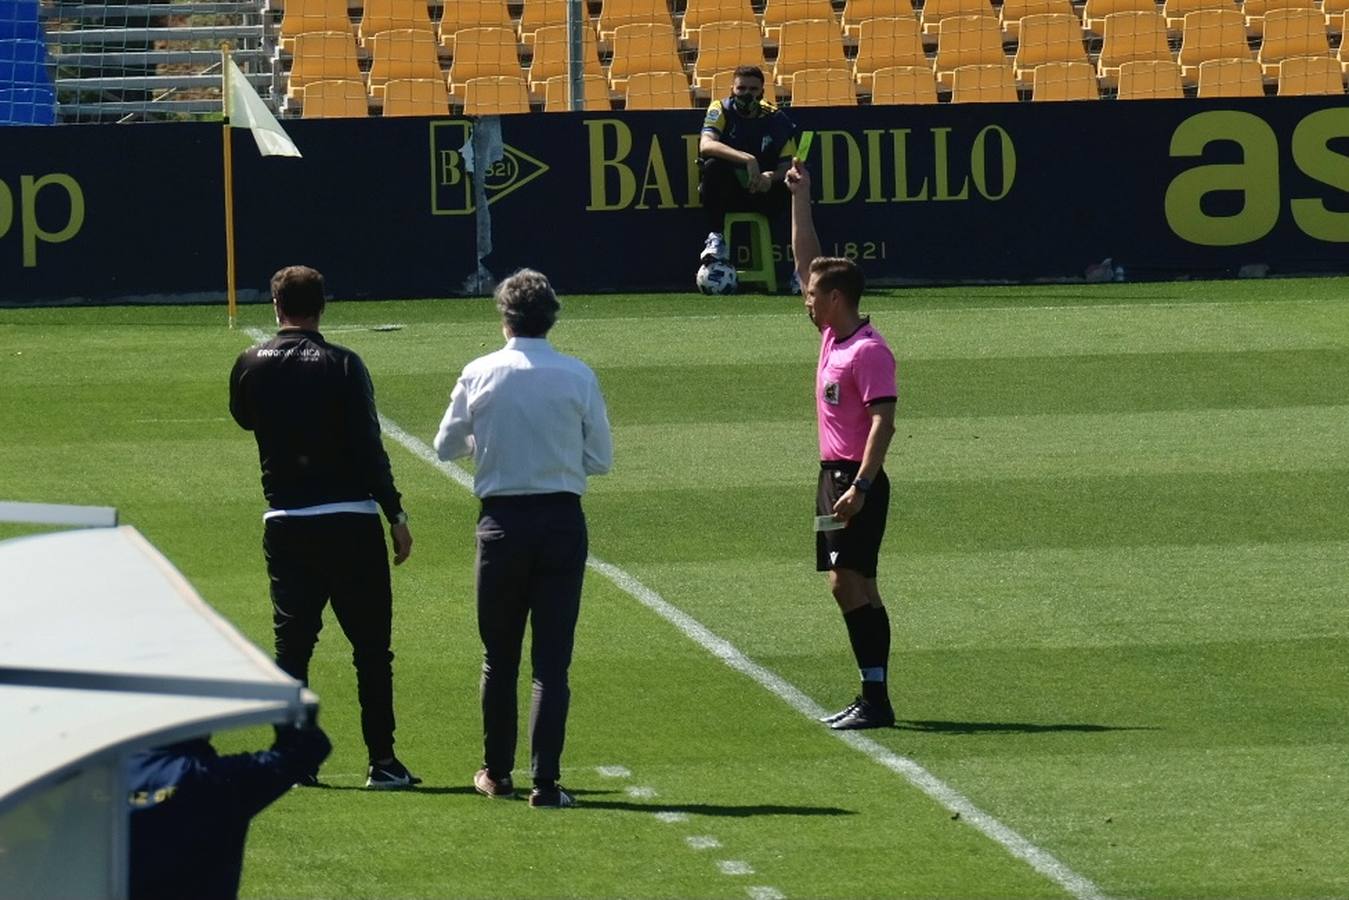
[127,726,331,900]
[230,328,403,521]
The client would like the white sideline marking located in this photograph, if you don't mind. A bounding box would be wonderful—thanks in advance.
[588,561,1111,900]
[686,835,721,850]
[596,765,631,778]
[241,326,1112,900]
[654,811,689,824]
[719,861,754,876]
[626,785,658,799]
[747,887,786,900]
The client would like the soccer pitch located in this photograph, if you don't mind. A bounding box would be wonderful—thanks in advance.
[2,278,1347,899]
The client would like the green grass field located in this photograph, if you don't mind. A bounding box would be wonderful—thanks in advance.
[3,278,1347,899]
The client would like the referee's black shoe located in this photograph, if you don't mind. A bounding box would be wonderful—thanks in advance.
[827,698,895,731]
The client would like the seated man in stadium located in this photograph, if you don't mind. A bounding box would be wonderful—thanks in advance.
[697,64,798,290]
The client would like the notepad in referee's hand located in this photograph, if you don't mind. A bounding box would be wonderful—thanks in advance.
[814,514,846,532]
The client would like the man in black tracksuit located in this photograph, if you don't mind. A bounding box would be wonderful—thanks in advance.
[229,264,419,789]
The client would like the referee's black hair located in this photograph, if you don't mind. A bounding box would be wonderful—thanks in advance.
[809,257,864,307]
[495,269,560,338]
[271,265,326,320]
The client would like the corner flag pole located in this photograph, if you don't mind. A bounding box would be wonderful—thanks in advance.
[221,42,238,329]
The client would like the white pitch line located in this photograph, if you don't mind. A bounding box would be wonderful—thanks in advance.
[747,887,786,900]
[719,861,755,876]
[241,325,1110,900]
[626,785,658,799]
[686,835,721,850]
[654,811,689,824]
[595,765,632,778]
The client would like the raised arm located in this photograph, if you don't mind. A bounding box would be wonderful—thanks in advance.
[785,159,820,303]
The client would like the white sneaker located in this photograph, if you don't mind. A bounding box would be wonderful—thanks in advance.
[700,232,728,264]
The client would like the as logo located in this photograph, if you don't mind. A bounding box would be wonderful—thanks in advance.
[430,121,549,216]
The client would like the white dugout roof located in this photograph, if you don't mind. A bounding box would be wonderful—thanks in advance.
[0,515,309,899]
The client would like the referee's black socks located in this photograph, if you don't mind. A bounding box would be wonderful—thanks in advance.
[842,604,892,706]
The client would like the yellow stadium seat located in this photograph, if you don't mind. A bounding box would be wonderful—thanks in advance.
[542,73,612,109]
[1195,56,1265,94]
[869,63,939,102]
[1012,13,1088,81]
[382,77,450,114]
[288,30,362,98]
[279,0,351,52]
[790,66,858,104]
[932,14,1005,87]
[367,28,441,98]
[1115,58,1184,95]
[518,0,575,45]
[1276,53,1344,92]
[301,78,367,116]
[921,0,995,36]
[357,0,433,46]
[999,0,1075,39]
[762,0,837,42]
[438,0,512,51]
[680,0,757,43]
[707,68,739,99]
[1324,0,1349,30]
[1162,0,1237,32]
[842,0,916,39]
[598,0,674,42]
[1097,11,1173,84]
[853,16,927,90]
[693,21,766,91]
[1030,59,1100,98]
[608,22,683,91]
[462,74,532,113]
[1258,8,1329,75]
[1243,0,1315,35]
[774,17,849,88]
[1177,10,1251,81]
[527,23,603,92]
[949,61,1018,99]
[447,26,524,100]
[624,69,694,107]
[1081,0,1156,35]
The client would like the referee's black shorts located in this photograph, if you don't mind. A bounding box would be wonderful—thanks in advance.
[816,461,890,578]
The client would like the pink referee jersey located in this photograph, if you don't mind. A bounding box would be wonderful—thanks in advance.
[817,320,897,461]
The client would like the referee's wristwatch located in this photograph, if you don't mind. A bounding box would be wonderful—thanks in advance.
[851,476,872,494]
[391,510,410,526]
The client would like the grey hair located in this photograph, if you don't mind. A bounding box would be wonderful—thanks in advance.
[494,268,560,338]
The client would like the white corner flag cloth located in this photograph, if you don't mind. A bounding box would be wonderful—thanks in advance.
[226,58,301,158]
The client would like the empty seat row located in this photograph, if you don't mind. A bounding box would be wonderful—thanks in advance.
[284,8,1348,106]
[299,69,695,116]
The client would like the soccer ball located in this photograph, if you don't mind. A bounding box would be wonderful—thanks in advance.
[696,260,738,295]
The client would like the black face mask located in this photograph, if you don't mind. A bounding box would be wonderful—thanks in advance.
[731,93,761,114]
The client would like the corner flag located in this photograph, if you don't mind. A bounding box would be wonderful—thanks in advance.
[224,57,301,158]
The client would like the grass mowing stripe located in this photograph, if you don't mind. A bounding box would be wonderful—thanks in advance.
[348,395,1113,899]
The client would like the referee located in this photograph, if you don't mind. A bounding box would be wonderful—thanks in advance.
[230,265,420,788]
[785,161,899,730]
[433,268,613,809]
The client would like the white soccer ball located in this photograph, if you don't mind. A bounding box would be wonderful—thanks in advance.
[696,260,738,295]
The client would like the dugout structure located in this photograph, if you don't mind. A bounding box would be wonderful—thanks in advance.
[0,506,312,900]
